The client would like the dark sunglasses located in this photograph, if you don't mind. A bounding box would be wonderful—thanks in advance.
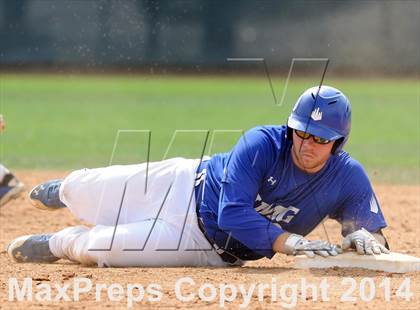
[294,129,331,144]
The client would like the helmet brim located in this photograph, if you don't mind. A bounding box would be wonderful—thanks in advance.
[288,115,343,140]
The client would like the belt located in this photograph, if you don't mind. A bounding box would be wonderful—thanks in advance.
[194,161,241,265]
[195,214,241,265]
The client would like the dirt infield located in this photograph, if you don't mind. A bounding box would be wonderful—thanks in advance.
[0,171,419,309]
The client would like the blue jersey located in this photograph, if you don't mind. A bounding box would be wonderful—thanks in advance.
[196,125,387,260]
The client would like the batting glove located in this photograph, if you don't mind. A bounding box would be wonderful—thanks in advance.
[342,228,390,255]
[283,233,343,258]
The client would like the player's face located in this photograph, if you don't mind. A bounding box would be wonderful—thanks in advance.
[291,130,334,173]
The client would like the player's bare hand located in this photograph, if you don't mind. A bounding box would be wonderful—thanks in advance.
[342,228,390,255]
[0,114,5,132]
[283,233,343,258]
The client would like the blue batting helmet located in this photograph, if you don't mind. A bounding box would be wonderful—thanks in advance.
[287,85,352,154]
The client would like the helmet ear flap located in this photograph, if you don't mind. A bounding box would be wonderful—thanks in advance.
[286,126,293,141]
[331,137,344,155]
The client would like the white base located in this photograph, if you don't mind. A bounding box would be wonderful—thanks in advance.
[294,251,420,273]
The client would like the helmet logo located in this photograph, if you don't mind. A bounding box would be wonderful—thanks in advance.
[310,107,323,121]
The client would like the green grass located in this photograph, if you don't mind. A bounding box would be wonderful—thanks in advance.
[0,74,418,184]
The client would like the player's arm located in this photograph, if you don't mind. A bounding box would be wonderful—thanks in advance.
[332,160,389,255]
[217,127,283,258]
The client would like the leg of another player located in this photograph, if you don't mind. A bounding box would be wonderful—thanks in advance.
[0,164,25,207]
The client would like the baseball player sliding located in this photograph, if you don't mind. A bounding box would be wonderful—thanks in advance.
[7,86,389,267]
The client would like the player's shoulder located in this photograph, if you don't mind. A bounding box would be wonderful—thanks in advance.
[236,125,289,164]
[244,125,288,147]
[248,124,286,135]
[335,151,365,169]
[332,151,370,184]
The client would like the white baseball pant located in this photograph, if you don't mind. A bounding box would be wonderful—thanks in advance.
[48,157,227,267]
